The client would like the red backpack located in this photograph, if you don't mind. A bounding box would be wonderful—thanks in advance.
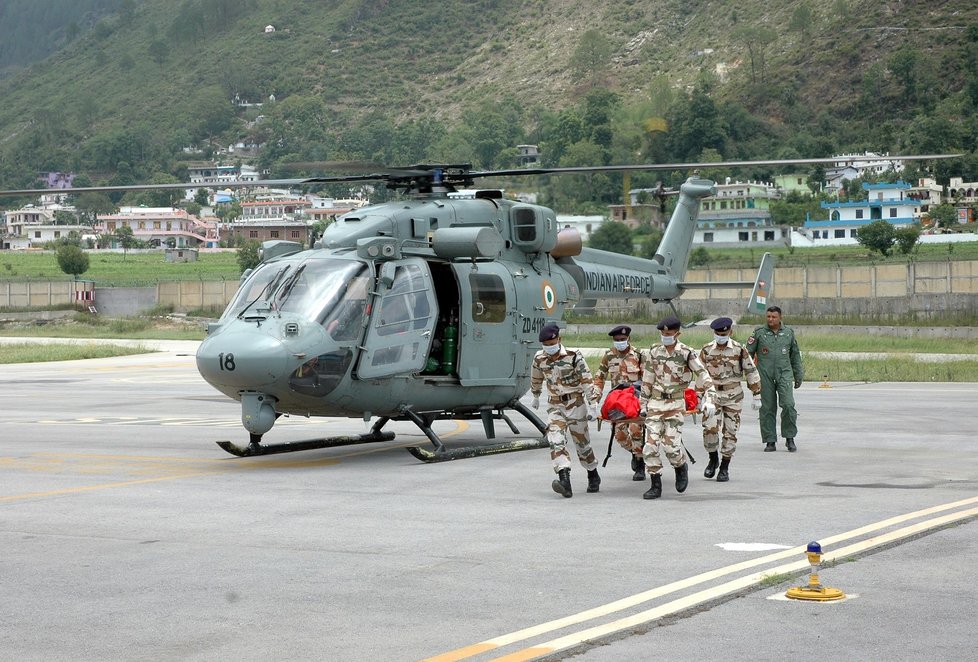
[601,385,640,420]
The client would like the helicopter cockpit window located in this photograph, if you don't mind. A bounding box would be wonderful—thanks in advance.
[221,262,291,320]
[376,264,432,336]
[469,273,507,323]
[273,259,370,329]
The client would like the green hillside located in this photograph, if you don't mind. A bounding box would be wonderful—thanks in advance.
[1,0,978,207]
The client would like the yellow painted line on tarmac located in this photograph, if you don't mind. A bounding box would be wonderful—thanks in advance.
[490,504,978,662]
[0,471,226,503]
[425,495,978,662]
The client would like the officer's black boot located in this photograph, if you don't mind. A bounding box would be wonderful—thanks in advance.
[704,451,719,479]
[552,468,572,498]
[764,441,776,452]
[785,438,797,452]
[631,454,646,481]
[586,468,601,493]
[642,473,662,500]
[675,462,689,493]
[717,457,731,482]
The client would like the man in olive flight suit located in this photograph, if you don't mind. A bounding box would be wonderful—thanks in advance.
[530,323,600,498]
[746,306,804,453]
[638,316,716,500]
[699,317,762,482]
[592,324,646,481]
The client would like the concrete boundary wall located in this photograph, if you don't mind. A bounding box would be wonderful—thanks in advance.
[2,260,978,318]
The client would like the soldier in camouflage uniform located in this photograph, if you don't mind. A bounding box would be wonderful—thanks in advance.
[746,306,804,453]
[593,324,646,481]
[698,317,762,482]
[529,323,600,498]
[638,316,717,500]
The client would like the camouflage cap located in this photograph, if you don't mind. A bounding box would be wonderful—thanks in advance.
[538,323,561,342]
[656,316,682,331]
[608,325,631,337]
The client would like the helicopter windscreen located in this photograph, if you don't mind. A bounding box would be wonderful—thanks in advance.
[221,262,291,320]
[273,258,370,330]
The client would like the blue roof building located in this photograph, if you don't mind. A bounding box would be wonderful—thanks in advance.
[802,181,919,245]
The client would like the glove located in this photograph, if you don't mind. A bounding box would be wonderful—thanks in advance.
[794,379,802,389]
[702,402,716,419]
[751,395,762,411]
[586,404,596,421]
[639,408,647,418]
[531,395,540,410]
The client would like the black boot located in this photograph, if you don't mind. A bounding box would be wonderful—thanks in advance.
[586,468,601,493]
[764,441,776,452]
[552,468,572,498]
[717,456,730,482]
[631,454,646,481]
[675,462,689,493]
[786,438,797,452]
[704,451,719,478]
[642,473,662,500]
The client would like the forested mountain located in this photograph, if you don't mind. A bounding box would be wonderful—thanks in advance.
[0,0,142,75]
[1,0,977,212]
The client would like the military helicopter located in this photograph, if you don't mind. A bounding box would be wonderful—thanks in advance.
[0,155,955,461]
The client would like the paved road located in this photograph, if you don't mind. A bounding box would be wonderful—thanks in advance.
[0,347,975,661]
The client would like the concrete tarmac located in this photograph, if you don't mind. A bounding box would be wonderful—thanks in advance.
[0,345,975,661]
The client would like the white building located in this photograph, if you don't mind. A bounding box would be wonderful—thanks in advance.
[694,180,788,246]
[823,152,906,195]
[557,215,604,241]
[802,181,919,245]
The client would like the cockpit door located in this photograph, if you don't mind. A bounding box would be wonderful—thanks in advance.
[357,258,439,379]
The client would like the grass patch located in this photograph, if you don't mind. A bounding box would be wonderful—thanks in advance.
[0,251,241,286]
[805,357,978,382]
[565,331,978,355]
[759,572,796,588]
[0,342,154,364]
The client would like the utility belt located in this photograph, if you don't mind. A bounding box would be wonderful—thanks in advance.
[651,390,683,401]
[550,392,584,405]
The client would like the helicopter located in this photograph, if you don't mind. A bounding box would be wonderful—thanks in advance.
[0,155,956,461]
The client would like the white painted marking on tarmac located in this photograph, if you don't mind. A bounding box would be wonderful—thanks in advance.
[716,543,792,552]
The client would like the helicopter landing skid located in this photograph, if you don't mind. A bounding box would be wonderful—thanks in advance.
[402,402,549,463]
[216,428,396,457]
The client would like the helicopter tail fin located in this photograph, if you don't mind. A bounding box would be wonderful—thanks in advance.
[654,177,715,280]
[747,252,774,314]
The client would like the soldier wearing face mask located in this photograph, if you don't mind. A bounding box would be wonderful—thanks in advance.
[593,325,646,481]
[698,317,761,482]
[638,316,716,500]
[529,323,600,498]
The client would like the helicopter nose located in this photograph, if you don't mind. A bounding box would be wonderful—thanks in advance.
[196,331,291,389]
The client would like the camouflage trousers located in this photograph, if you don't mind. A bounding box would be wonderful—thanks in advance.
[702,398,743,458]
[546,401,597,473]
[642,404,687,474]
[613,420,645,456]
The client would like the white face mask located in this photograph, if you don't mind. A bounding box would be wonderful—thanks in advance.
[543,343,561,355]
[714,335,730,344]
[613,340,629,351]
[660,335,676,346]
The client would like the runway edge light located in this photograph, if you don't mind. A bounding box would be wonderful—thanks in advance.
[785,541,846,601]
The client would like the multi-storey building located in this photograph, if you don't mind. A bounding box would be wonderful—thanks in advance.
[96,207,218,248]
[801,181,919,245]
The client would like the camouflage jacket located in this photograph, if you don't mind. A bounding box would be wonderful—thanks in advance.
[639,341,715,409]
[530,346,595,402]
[699,338,761,400]
[593,345,643,397]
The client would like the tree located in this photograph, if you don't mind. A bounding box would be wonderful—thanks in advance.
[56,244,89,278]
[928,203,957,229]
[236,240,262,272]
[732,26,777,84]
[148,39,168,72]
[114,225,137,261]
[569,30,613,86]
[894,224,921,255]
[856,220,895,256]
[587,221,633,255]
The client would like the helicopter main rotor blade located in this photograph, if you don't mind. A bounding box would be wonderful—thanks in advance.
[472,154,962,179]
